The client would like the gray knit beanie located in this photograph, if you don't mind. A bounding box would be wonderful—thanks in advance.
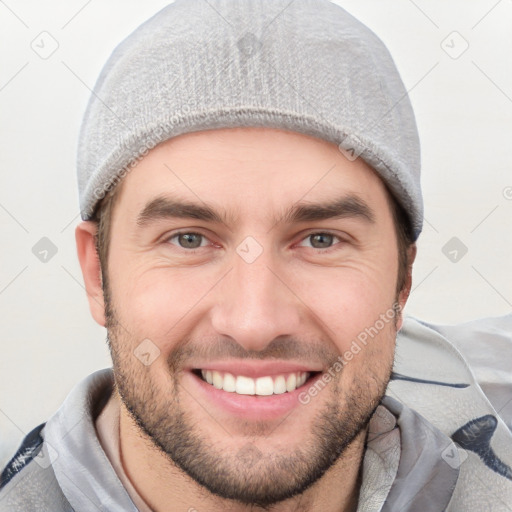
[77,0,423,240]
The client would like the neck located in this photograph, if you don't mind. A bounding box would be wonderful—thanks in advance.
[116,392,366,512]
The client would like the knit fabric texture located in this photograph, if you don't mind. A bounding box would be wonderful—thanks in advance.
[77,0,423,239]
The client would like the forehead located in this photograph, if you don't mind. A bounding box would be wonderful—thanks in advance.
[113,127,390,224]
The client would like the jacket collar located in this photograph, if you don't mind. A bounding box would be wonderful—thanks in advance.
[43,367,458,511]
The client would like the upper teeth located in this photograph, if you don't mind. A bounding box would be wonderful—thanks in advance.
[200,370,310,395]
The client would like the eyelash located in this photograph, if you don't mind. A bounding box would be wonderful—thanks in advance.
[165,231,345,254]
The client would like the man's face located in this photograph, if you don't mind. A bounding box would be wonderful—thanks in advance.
[103,127,406,506]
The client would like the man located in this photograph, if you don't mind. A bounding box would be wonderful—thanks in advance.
[1,0,511,510]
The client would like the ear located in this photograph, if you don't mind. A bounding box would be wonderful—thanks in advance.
[75,221,106,327]
[395,243,417,331]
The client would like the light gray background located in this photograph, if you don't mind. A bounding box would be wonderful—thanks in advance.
[1,0,511,467]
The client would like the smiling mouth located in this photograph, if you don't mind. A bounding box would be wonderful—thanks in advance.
[192,369,320,396]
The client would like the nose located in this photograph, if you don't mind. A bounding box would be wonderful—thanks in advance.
[210,244,302,352]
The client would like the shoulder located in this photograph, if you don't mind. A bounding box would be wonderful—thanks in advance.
[412,314,512,431]
[391,315,512,509]
[415,313,512,357]
[0,424,73,512]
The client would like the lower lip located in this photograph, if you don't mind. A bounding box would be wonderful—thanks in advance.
[183,371,322,421]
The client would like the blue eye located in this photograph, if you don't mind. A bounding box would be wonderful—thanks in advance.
[167,232,207,250]
[164,231,344,254]
[298,232,342,250]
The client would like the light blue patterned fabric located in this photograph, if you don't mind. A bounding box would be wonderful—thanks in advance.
[2,316,511,511]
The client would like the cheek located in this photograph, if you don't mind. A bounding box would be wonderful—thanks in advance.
[109,263,217,345]
[293,261,398,352]
[109,236,399,361]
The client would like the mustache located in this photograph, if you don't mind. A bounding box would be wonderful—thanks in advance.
[168,335,341,371]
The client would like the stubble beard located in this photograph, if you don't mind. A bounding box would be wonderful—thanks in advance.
[104,292,396,509]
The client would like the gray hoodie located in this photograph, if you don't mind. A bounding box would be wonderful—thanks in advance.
[1,315,511,511]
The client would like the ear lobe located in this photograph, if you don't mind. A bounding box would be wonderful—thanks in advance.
[75,221,106,327]
[396,243,417,331]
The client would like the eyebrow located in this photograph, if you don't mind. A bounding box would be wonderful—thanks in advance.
[136,194,375,228]
[280,195,375,225]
